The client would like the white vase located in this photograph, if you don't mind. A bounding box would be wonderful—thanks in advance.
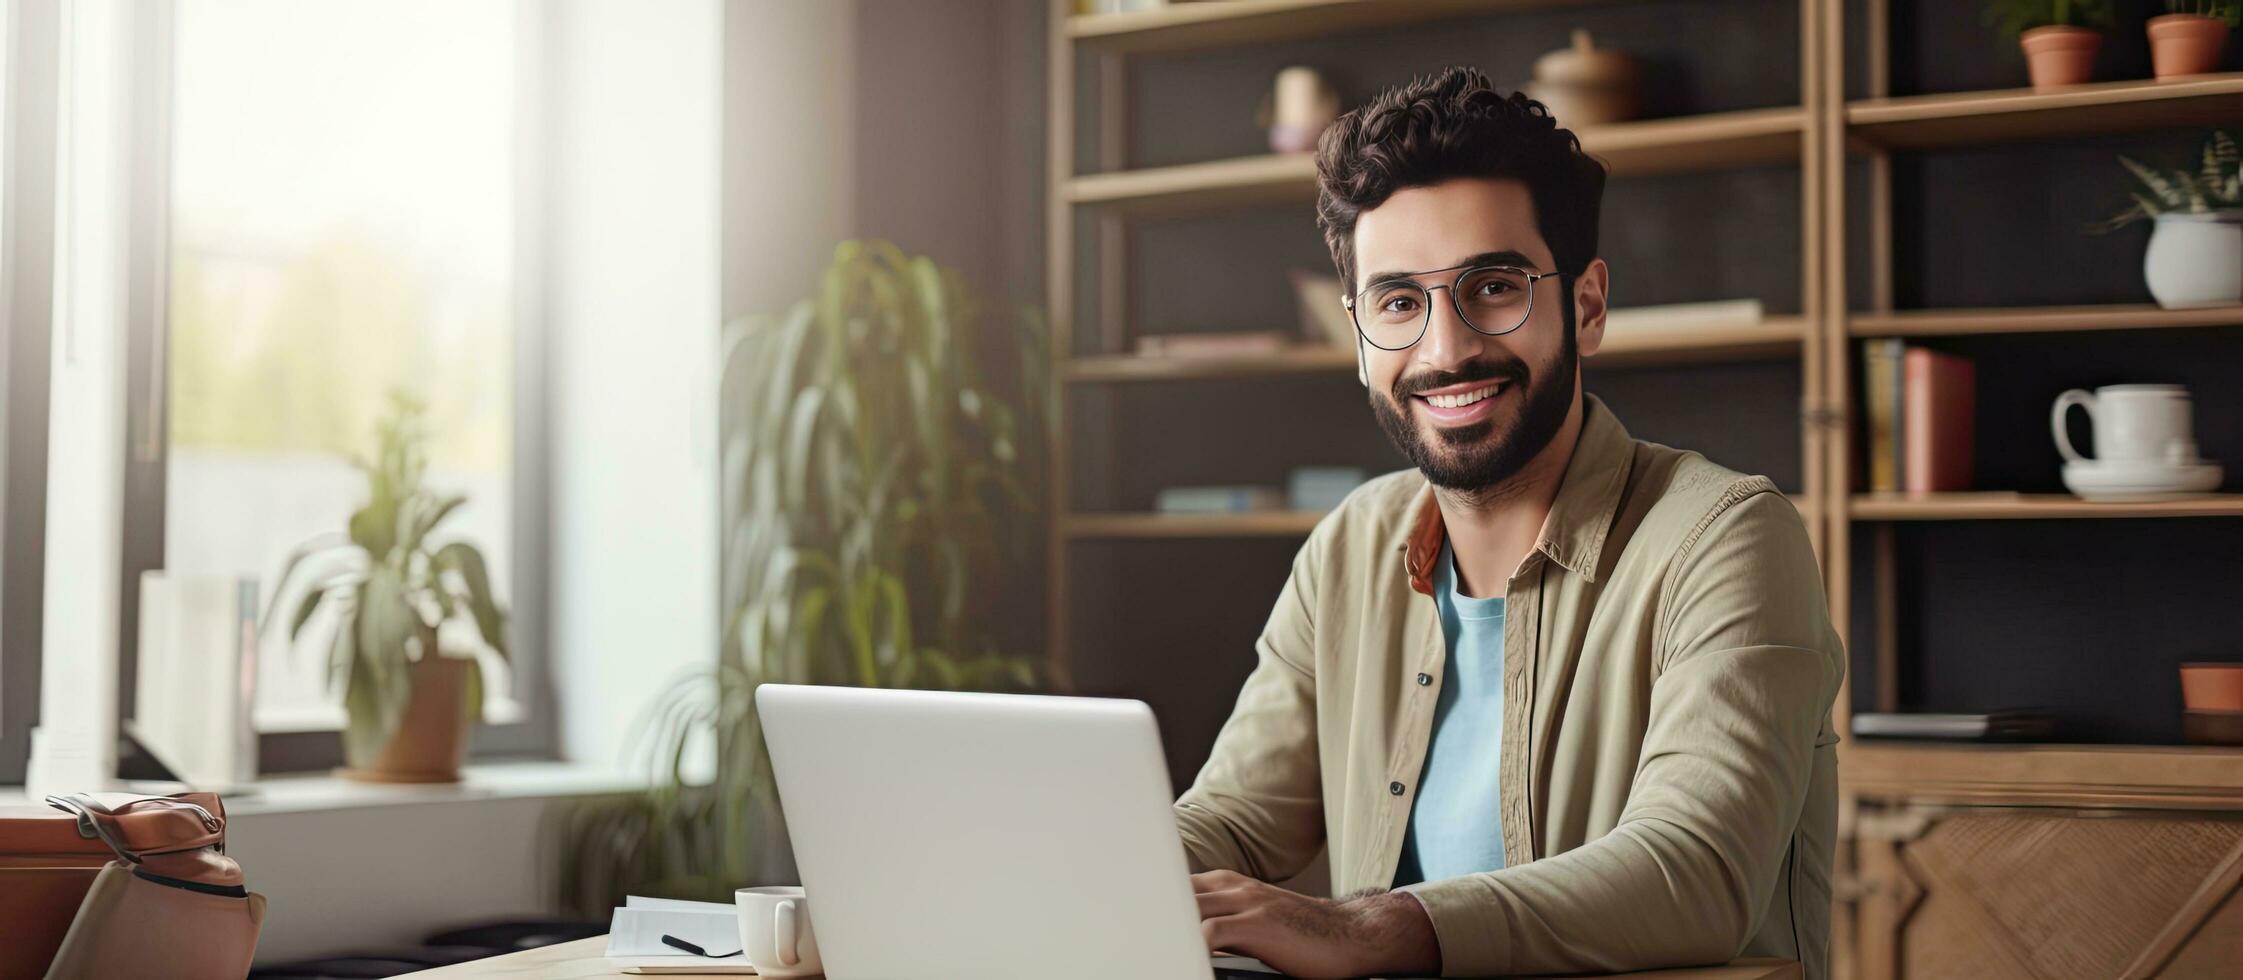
[2144,210,2243,309]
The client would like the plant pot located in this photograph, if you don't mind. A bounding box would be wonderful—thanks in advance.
[340,655,472,783]
[2149,14,2231,81]
[2182,663,2243,711]
[2144,210,2243,309]
[2019,25,2101,90]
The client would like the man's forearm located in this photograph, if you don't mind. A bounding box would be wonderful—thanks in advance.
[1339,890,1442,976]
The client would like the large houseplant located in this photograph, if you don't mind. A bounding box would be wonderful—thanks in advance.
[2097,130,2243,308]
[265,391,509,782]
[555,241,1048,913]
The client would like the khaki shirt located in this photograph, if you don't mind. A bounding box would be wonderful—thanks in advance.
[1175,394,1842,979]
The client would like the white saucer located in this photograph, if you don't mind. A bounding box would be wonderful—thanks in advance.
[2062,459,2223,501]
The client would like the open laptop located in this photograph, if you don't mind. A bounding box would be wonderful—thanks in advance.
[756,684,1281,979]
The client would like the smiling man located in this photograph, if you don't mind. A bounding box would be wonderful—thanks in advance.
[1176,68,1844,979]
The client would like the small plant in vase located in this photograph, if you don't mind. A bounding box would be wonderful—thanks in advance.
[1985,0,2115,89]
[2096,130,2243,309]
[266,391,509,782]
[2150,2,2239,80]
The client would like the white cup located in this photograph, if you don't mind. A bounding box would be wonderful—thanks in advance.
[737,885,822,977]
[2051,384,2200,467]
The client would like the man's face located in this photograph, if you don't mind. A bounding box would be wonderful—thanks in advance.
[1349,177,1607,494]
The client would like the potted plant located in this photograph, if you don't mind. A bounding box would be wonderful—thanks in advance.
[2096,130,2243,308]
[554,241,1047,913]
[266,391,509,782]
[1986,0,2115,89]
[2150,2,2238,79]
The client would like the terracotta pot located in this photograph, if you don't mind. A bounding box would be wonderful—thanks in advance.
[2149,14,2231,80]
[2181,662,2243,711]
[341,655,472,783]
[2019,25,2101,90]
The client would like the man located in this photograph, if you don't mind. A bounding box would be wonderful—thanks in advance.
[1176,67,1844,980]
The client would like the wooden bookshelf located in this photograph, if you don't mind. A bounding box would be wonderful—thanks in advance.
[1850,303,2243,338]
[1068,106,1805,213]
[1066,0,1606,54]
[1050,2,2243,973]
[1846,73,2243,149]
[1850,493,2243,521]
[1063,315,1807,382]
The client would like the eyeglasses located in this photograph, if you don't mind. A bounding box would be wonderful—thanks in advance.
[1342,263,1566,351]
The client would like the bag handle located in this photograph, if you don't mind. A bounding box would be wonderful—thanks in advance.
[44,793,222,864]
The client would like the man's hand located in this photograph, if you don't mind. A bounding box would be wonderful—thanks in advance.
[1192,870,1441,978]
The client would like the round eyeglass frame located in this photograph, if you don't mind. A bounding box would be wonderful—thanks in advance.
[1341,263,1568,351]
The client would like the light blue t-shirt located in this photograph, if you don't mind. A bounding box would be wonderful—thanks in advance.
[1392,540,1507,888]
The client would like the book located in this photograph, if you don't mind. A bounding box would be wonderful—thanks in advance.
[1861,339,1904,493]
[1287,467,1365,513]
[129,573,259,791]
[1902,347,1975,493]
[1155,485,1288,514]
[606,895,750,969]
[1134,331,1292,358]
[1852,711,2054,741]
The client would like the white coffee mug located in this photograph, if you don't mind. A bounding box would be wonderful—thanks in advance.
[737,885,822,977]
[2051,384,2200,466]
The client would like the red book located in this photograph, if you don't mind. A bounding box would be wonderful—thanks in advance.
[1903,347,1974,493]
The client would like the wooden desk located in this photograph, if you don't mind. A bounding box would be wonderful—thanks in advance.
[396,938,1801,979]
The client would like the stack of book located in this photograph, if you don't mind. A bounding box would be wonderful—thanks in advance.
[1155,485,1287,514]
[1861,340,1976,494]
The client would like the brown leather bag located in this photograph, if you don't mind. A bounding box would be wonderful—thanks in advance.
[0,793,264,979]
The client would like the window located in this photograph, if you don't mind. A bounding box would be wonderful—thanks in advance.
[0,0,35,786]
[124,0,549,769]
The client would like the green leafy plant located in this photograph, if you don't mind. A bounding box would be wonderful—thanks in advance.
[1984,0,2116,43]
[555,241,1049,914]
[2167,1,2243,27]
[2097,130,2243,231]
[264,390,509,765]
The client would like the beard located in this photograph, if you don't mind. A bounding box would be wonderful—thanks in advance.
[1368,310,1578,497]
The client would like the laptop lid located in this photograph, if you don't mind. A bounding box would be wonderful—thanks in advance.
[755,684,1216,980]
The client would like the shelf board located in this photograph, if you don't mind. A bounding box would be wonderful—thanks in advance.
[1596,315,1807,366]
[1066,0,1602,54]
[1845,741,2243,809]
[1065,316,1806,383]
[1064,511,1327,538]
[1067,494,1810,540]
[1066,344,1354,383]
[1850,492,2243,521]
[1850,303,2243,338]
[1066,107,1805,213]
[1846,73,2243,150]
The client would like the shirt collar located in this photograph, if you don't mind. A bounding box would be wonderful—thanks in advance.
[1398,393,1635,596]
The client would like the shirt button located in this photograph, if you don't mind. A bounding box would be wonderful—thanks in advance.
[1416,672,1432,686]
[1389,781,1405,796]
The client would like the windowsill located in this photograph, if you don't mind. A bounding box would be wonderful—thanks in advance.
[0,759,650,816]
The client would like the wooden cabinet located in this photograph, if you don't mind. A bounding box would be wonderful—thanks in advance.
[1840,745,2243,979]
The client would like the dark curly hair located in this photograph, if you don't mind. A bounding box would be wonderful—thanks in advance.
[1315,66,1608,294]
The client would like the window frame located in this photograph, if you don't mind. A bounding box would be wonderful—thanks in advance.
[116,0,557,773]
[0,0,56,786]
